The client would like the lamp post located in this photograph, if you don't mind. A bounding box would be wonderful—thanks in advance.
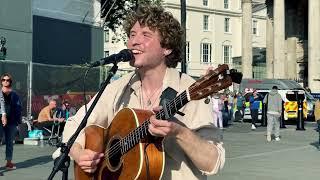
[180,0,187,73]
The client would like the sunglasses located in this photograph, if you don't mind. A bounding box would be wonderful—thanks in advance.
[1,79,11,82]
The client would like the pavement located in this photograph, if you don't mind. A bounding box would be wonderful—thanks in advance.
[0,121,319,180]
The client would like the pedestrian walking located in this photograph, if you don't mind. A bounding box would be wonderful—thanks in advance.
[0,73,22,170]
[212,94,224,129]
[263,86,282,142]
[249,90,261,130]
[235,92,245,122]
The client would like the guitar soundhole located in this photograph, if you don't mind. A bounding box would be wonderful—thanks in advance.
[108,138,122,169]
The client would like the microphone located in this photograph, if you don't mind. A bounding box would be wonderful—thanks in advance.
[89,49,134,67]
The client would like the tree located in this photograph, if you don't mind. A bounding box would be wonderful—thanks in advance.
[101,0,163,31]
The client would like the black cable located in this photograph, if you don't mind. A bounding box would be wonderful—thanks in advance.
[83,67,92,113]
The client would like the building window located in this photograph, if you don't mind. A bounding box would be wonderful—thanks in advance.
[104,51,109,57]
[203,15,209,31]
[203,0,208,6]
[223,45,232,64]
[224,0,229,9]
[186,41,190,62]
[104,30,109,42]
[224,17,230,32]
[201,43,212,63]
[252,20,258,35]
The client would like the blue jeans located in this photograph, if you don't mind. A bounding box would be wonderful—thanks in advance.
[0,124,17,161]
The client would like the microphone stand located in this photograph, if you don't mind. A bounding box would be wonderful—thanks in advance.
[48,64,119,180]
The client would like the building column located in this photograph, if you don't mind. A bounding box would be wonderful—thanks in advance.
[273,0,285,78]
[286,8,297,80]
[308,0,320,91]
[241,0,252,78]
[266,0,274,78]
[286,37,297,79]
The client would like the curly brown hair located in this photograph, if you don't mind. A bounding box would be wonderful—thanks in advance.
[123,5,184,68]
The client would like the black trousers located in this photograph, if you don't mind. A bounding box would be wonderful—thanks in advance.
[34,121,65,136]
[251,109,259,126]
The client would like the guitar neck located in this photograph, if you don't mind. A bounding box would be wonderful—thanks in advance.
[119,90,190,155]
[156,90,189,120]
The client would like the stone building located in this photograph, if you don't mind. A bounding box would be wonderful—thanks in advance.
[104,0,267,78]
[264,0,320,92]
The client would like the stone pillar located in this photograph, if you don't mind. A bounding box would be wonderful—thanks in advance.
[308,0,320,91]
[286,8,297,80]
[241,0,252,78]
[286,37,297,79]
[266,0,274,78]
[273,0,285,78]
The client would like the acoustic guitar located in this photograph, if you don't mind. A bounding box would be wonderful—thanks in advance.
[74,64,242,180]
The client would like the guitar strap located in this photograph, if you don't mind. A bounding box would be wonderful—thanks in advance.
[159,72,185,119]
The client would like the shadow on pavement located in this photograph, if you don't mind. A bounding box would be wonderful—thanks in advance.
[0,155,52,173]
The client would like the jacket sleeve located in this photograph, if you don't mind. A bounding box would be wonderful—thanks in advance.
[13,92,22,124]
[0,92,6,115]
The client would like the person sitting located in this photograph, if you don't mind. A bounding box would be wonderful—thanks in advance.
[55,100,76,121]
[34,99,64,136]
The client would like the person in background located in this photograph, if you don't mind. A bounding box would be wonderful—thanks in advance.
[211,94,224,129]
[35,99,64,136]
[222,94,229,127]
[55,100,76,121]
[263,86,282,142]
[0,73,22,170]
[314,99,320,150]
[228,92,235,124]
[249,90,261,130]
[236,92,245,122]
[54,100,76,135]
[0,37,7,60]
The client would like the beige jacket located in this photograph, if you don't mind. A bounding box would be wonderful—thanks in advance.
[62,68,225,180]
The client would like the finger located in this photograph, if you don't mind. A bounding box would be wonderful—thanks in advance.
[148,124,166,137]
[78,157,101,169]
[150,118,170,127]
[152,106,162,112]
[81,166,97,173]
[84,150,103,160]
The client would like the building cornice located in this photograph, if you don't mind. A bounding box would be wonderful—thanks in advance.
[163,3,242,17]
[163,2,266,20]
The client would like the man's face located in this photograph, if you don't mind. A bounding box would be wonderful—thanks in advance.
[127,22,168,69]
[1,76,11,87]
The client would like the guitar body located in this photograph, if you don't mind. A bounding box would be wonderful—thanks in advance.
[75,108,165,180]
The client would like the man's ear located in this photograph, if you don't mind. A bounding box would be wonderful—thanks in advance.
[164,49,172,56]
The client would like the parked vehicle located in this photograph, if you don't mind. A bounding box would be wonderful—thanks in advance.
[239,79,315,121]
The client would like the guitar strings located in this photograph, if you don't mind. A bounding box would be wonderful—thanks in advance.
[106,82,223,159]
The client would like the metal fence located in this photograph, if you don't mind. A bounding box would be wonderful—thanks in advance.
[0,60,101,119]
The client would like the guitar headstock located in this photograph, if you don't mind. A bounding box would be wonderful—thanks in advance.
[188,64,243,100]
